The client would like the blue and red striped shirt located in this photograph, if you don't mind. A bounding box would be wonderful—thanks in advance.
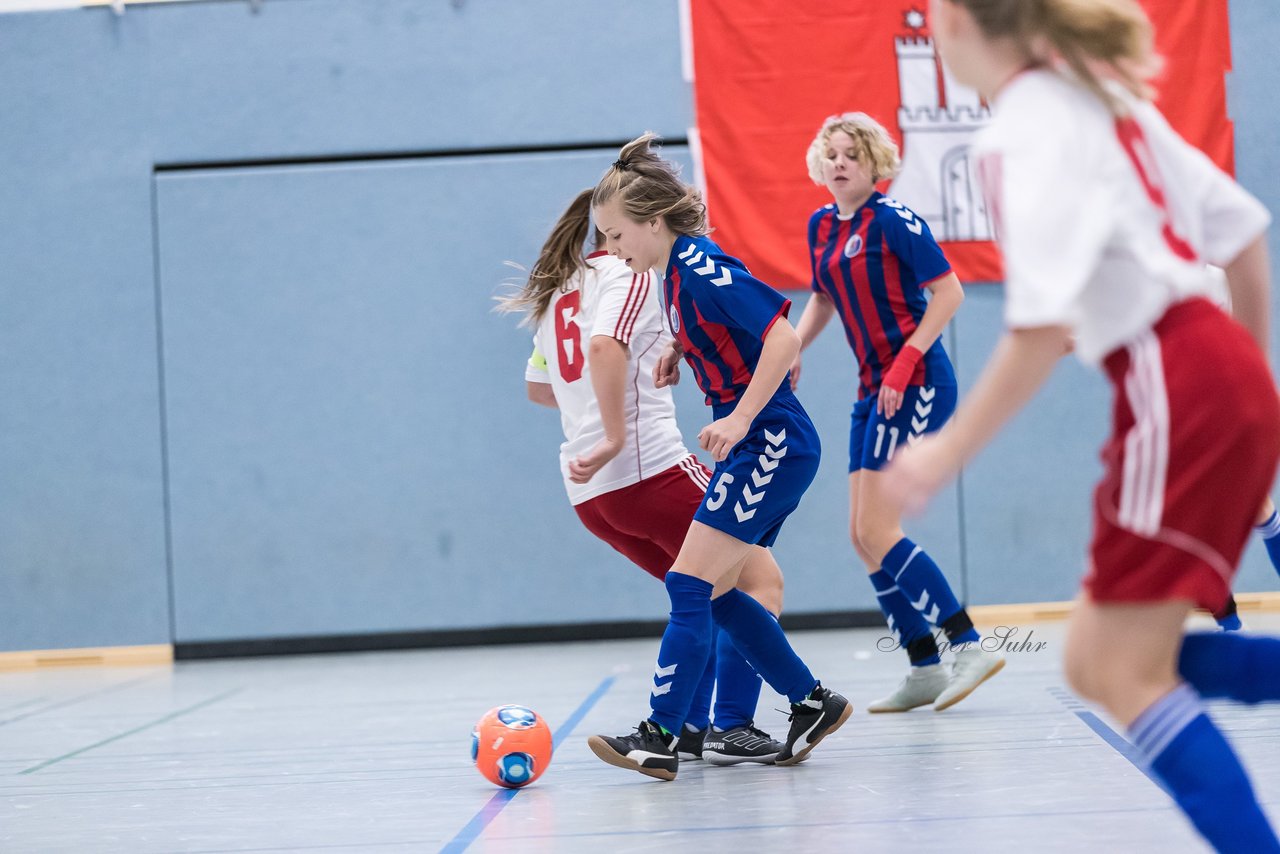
[808,191,957,399]
[663,235,792,410]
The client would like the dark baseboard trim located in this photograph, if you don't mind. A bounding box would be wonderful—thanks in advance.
[173,609,886,661]
[154,137,690,174]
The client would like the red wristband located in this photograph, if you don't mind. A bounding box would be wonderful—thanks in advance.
[882,345,924,393]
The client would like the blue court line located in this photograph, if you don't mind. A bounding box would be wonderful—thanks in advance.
[19,688,241,775]
[439,674,616,854]
[1048,687,1168,791]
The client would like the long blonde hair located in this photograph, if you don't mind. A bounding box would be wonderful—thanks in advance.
[805,112,902,186]
[496,188,597,325]
[952,0,1160,110]
[592,132,708,236]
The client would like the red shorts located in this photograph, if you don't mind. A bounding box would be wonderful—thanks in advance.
[1086,298,1280,612]
[573,455,711,580]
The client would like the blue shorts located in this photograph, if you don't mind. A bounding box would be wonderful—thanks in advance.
[849,384,956,473]
[693,392,820,547]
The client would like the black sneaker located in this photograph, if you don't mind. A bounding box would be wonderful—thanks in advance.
[776,683,851,766]
[587,720,679,781]
[702,722,783,766]
[676,724,707,760]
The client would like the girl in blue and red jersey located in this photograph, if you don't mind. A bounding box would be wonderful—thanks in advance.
[585,132,851,781]
[502,188,788,767]
[790,112,1003,712]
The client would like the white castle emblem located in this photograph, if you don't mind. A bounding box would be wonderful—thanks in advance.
[886,9,994,241]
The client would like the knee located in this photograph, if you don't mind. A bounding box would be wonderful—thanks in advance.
[747,587,782,616]
[854,518,892,564]
[848,528,876,571]
[1063,648,1102,704]
[848,518,863,555]
[1066,654,1177,722]
[737,563,784,615]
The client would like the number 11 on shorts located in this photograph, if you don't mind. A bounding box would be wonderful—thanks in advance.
[874,424,900,461]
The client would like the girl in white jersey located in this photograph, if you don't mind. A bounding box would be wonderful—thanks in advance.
[888,1,1280,850]
[501,188,789,766]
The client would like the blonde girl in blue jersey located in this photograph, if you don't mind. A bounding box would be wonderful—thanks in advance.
[584,132,851,781]
[790,112,1003,711]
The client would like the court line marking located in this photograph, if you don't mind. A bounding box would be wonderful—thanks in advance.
[18,688,241,775]
[1047,686,1167,790]
[0,673,160,728]
[438,674,615,854]
[0,696,46,715]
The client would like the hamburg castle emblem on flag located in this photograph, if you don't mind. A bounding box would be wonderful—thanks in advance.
[887,9,995,242]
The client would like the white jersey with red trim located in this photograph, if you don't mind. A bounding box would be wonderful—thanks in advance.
[974,69,1271,365]
[526,253,691,505]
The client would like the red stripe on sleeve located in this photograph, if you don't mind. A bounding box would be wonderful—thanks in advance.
[613,273,644,341]
[621,272,650,341]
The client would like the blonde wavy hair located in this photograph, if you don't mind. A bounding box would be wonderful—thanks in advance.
[805,113,902,187]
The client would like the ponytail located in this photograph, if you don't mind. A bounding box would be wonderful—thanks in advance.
[592,132,708,236]
[496,188,596,325]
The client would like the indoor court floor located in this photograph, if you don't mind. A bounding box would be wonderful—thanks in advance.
[4,615,1280,853]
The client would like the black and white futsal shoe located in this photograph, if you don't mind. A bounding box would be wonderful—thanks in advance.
[676,724,708,760]
[587,720,679,781]
[702,722,783,766]
[776,683,852,766]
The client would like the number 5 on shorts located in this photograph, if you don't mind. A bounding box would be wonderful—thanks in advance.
[706,472,735,510]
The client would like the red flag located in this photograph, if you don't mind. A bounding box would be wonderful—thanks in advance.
[689,1,1233,287]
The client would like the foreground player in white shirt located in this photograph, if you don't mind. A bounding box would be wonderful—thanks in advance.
[887,1,1280,849]
[500,188,788,767]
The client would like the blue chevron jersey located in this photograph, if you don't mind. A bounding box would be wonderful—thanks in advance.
[662,235,823,546]
[663,234,794,409]
[807,193,958,399]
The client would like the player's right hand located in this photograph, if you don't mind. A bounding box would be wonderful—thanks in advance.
[789,352,802,390]
[654,343,682,388]
[568,436,624,484]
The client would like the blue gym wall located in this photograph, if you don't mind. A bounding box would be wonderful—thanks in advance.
[1,0,1277,652]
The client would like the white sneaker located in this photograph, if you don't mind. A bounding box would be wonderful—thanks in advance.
[934,647,1005,711]
[866,664,948,713]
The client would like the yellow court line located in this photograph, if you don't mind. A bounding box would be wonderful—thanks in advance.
[971,591,1280,626]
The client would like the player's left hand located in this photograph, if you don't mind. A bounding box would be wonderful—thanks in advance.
[877,384,903,418]
[881,433,958,516]
[698,413,750,463]
[568,436,624,484]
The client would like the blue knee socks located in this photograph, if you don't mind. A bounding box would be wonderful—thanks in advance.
[1179,631,1280,704]
[710,627,764,730]
[710,588,816,704]
[1130,683,1279,851]
[683,626,718,732]
[870,568,941,666]
[648,571,714,736]
[1257,511,1280,578]
[882,537,979,644]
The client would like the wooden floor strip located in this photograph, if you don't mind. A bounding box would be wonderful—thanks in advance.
[971,591,1280,626]
[0,645,173,671]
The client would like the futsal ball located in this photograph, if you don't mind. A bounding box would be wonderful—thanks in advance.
[470,704,553,788]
